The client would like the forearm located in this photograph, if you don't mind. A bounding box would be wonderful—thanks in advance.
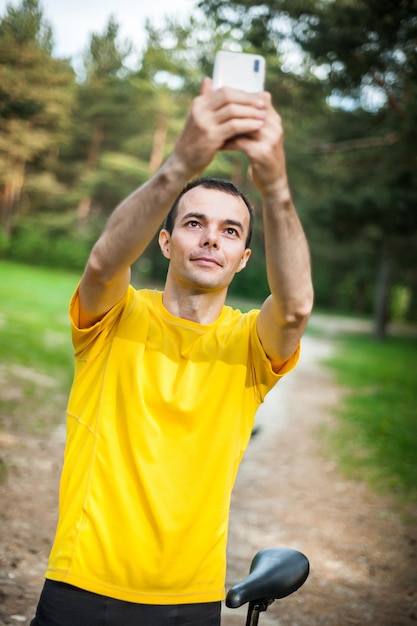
[234,95,313,358]
[90,155,190,281]
[255,175,313,364]
[79,155,191,323]
[262,184,313,327]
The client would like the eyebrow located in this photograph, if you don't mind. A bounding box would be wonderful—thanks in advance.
[180,212,245,233]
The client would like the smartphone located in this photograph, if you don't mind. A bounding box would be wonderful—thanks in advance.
[212,50,266,93]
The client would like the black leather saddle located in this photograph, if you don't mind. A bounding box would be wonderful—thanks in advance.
[226,547,310,609]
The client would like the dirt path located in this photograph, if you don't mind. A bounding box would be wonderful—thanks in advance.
[1,331,416,625]
[223,334,417,625]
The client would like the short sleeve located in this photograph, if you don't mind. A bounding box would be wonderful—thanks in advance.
[247,309,301,403]
[69,285,135,359]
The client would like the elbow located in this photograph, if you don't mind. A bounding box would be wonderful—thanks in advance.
[84,244,106,285]
[282,291,314,329]
[299,290,315,322]
[85,239,116,286]
[84,241,131,293]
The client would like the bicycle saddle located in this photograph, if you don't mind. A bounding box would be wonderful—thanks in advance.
[226,547,309,609]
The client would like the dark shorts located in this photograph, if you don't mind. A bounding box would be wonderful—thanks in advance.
[30,580,221,626]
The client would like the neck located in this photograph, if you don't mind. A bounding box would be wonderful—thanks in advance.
[162,282,227,324]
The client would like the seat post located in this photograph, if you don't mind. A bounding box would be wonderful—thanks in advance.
[246,599,271,626]
[246,602,260,626]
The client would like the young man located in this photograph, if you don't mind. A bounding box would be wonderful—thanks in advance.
[31,78,313,626]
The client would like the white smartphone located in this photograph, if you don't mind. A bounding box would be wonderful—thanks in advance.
[212,50,266,93]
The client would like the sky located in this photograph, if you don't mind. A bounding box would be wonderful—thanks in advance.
[0,0,197,61]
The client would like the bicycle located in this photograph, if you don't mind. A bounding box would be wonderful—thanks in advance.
[226,547,309,625]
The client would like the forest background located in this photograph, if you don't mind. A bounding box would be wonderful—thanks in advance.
[1,0,416,339]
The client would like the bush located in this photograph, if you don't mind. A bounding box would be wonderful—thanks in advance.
[6,222,95,271]
[0,228,10,256]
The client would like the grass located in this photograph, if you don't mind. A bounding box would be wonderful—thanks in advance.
[0,260,78,434]
[322,332,417,502]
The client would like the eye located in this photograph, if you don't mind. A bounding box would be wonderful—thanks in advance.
[225,227,239,236]
[186,220,201,228]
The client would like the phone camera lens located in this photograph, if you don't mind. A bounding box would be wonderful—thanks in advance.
[254,59,260,73]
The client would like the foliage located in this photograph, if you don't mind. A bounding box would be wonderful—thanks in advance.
[199,0,417,332]
[5,217,95,270]
[0,0,75,233]
[1,0,416,326]
[323,332,417,501]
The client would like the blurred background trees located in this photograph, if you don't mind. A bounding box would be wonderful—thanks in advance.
[1,0,416,336]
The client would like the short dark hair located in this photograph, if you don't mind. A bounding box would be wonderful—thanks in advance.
[164,177,255,248]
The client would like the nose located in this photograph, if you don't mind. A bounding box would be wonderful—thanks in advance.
[201,229,218,249]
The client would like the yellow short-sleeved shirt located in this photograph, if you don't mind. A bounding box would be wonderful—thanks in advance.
[46,287,299,604]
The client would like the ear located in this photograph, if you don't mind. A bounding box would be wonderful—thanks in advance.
[158,229,171,259]
[236,248,251,273]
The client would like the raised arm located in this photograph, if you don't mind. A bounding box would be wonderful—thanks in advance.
[226,93,314,366]
[78,80,267,327]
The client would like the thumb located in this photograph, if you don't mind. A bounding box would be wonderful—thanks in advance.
[200,77,213,95]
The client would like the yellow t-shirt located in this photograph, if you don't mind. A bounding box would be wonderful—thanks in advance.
[46,287,299,604]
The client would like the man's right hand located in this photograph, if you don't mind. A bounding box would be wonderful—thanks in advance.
[171,78,267,178]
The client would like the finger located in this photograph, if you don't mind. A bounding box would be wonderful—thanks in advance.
[211,86,266,110]
[222,131,259,152]
[218,119,265,144]
[213,102,266,126]
[200,77,213,95]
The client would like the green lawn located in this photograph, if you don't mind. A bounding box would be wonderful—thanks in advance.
[0,260,78,433]
[322,333,417,502]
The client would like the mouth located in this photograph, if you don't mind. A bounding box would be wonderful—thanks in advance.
[190,256,222,267]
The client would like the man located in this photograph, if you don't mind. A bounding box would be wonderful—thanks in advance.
[31,78,313,625]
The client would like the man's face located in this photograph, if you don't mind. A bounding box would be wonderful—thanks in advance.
[159,187,251,294]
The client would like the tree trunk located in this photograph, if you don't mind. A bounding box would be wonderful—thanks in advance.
[373,256,393,340]
[0,159,26,234]
[76,121,105,224]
